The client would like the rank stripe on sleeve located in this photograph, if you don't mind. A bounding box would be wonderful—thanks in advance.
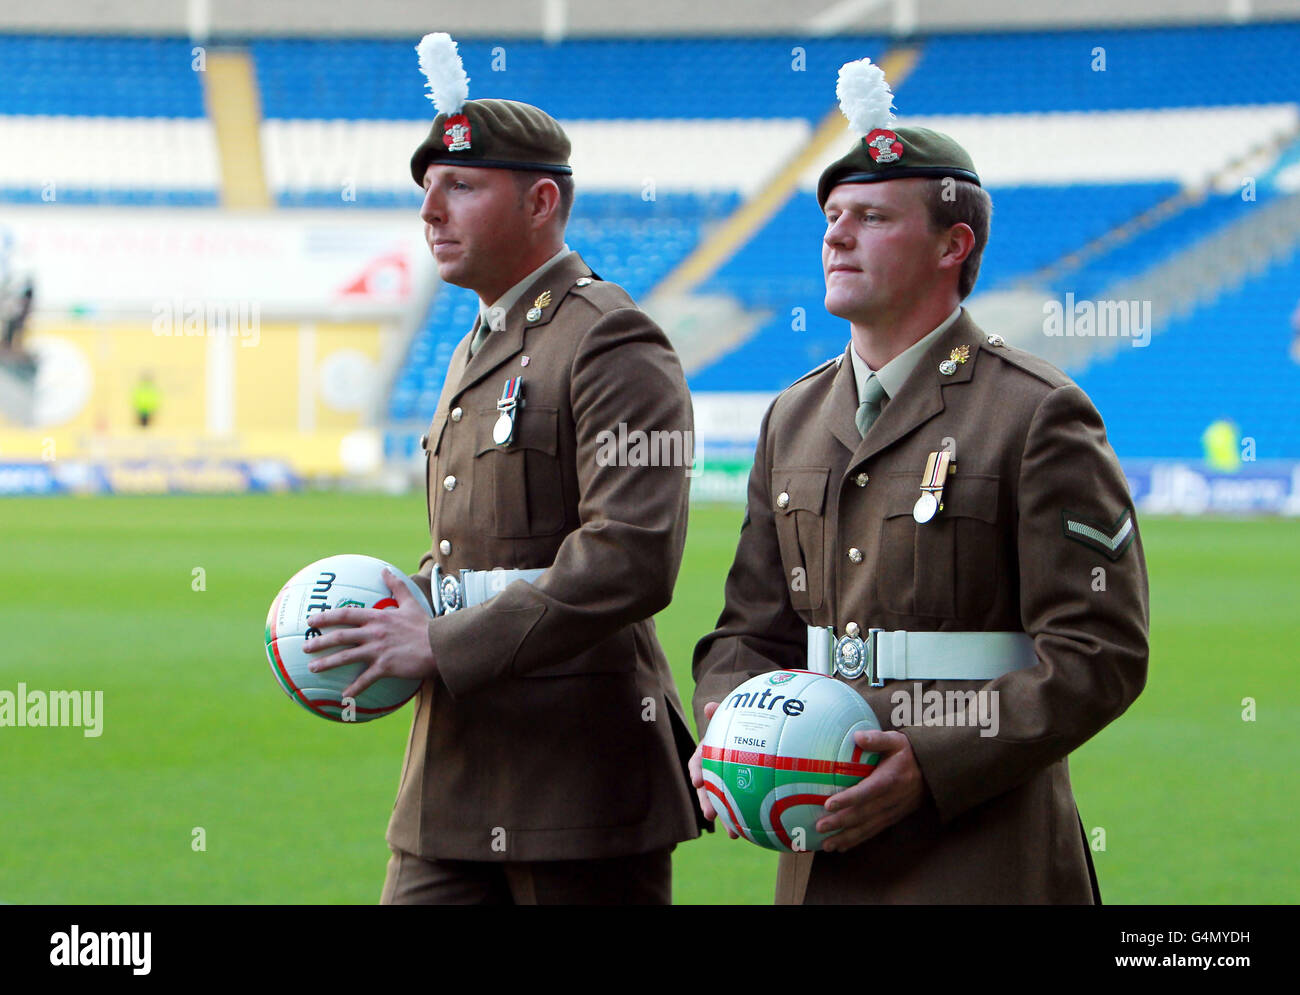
[1061,508,1136,561]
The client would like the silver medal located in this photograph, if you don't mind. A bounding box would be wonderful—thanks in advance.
[913,491,939,523]
[493,411,514,446]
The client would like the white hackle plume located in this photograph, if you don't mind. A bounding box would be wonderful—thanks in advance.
[836,57,896,134]
[416,32,470,115]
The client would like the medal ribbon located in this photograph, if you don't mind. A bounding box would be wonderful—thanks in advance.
[920,449,952,493]
[497,376,522,411]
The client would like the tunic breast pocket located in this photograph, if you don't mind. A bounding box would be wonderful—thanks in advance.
[471,406,566,538]
[771,466,830,612]
[876,472,1001,620]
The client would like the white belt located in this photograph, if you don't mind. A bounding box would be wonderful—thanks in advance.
[431,564,546,615]
[808,625,1037,686]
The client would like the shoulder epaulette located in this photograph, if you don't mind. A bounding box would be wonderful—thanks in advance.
[780,354,842,395]
[980,338,1071,390]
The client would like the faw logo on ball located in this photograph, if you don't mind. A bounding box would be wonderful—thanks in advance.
[768,672,797,686]
[864,128,904,163]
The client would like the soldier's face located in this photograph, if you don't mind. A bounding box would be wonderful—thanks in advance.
[822,178,947,323]
[420,164,531,301]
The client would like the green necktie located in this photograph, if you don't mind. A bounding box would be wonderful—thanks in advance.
[856,374,887,437]
[468,316,487,357]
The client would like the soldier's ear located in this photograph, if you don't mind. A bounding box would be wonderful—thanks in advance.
[939,222,975,272]
[527,177,562,230]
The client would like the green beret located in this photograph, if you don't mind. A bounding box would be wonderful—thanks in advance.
[817,126,980,208]
[410,97,572,186]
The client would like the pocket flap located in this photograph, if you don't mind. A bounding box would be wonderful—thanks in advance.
[883,471,999,523]
[770,466,830,515]
[474,405,558,457]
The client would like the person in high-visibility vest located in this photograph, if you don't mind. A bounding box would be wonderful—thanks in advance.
[131,372,160,428]
[1202,418,1240,471]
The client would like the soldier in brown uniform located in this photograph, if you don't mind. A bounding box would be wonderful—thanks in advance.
[690,59,1149,904]
[305,33,701,904]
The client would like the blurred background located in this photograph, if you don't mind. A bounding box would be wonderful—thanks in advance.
[3,0,1299,499]
[0,0,1296,905]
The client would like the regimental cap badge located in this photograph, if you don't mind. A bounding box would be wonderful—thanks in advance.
[526,290,552,323]
[865,128,904,163]
[443,113,472,151]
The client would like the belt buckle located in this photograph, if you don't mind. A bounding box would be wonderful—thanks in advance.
[431,563,464,615]
[835,628,883,686]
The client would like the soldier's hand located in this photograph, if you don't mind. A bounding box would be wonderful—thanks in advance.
[816,729,924,853]
[688,701,738,838]
[302,568,437,700]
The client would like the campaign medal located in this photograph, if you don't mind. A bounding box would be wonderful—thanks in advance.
[913,449,954,524]
[494,376,523,446]
[526,290,552,323]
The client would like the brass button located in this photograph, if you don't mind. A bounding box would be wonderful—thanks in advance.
[439,539,452,555]
[419,434,428,450]
[848,547,862,563]
[777,491,790,509]
[442,475,457,491]
[845,621,860,638]
[450,407,463,422]
[986,334,1005,346]
[855,473,868,487]
[575,277,593,287]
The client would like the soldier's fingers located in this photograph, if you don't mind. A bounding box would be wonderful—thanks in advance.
[823,795,912,852]
[308,646,369,673]
[854,729,905,755]
[381,569,409,603]
[823,769,888,814]
[703,700,719,720]
[696,787,717,822]
[688,748,704,786]
[301,626,368,654]
[341,664,385,702]
[306,608,377,631]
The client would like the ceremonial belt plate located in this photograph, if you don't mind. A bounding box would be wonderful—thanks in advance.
[494,376,523,446]
[430,563,548,616]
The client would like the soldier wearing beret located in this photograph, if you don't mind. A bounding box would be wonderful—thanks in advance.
[690,58,1149,903]
[305,33,702,904]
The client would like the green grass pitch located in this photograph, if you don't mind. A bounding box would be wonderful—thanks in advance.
[0,494,1295,904]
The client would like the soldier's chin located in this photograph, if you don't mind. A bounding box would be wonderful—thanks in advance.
[824,288,862,321]
[434,259,472,289]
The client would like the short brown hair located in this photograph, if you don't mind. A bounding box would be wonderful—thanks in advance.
[512,170,575,228]
[922,178,992,299]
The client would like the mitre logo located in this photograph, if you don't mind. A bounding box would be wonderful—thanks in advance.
[864,128,904,163]
[443,113,472,151]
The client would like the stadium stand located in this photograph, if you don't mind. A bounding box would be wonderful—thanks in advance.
[3,20,1299,462]
[0,34,217,204]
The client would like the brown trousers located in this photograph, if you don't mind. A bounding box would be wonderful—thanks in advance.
[380,845,674,905]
